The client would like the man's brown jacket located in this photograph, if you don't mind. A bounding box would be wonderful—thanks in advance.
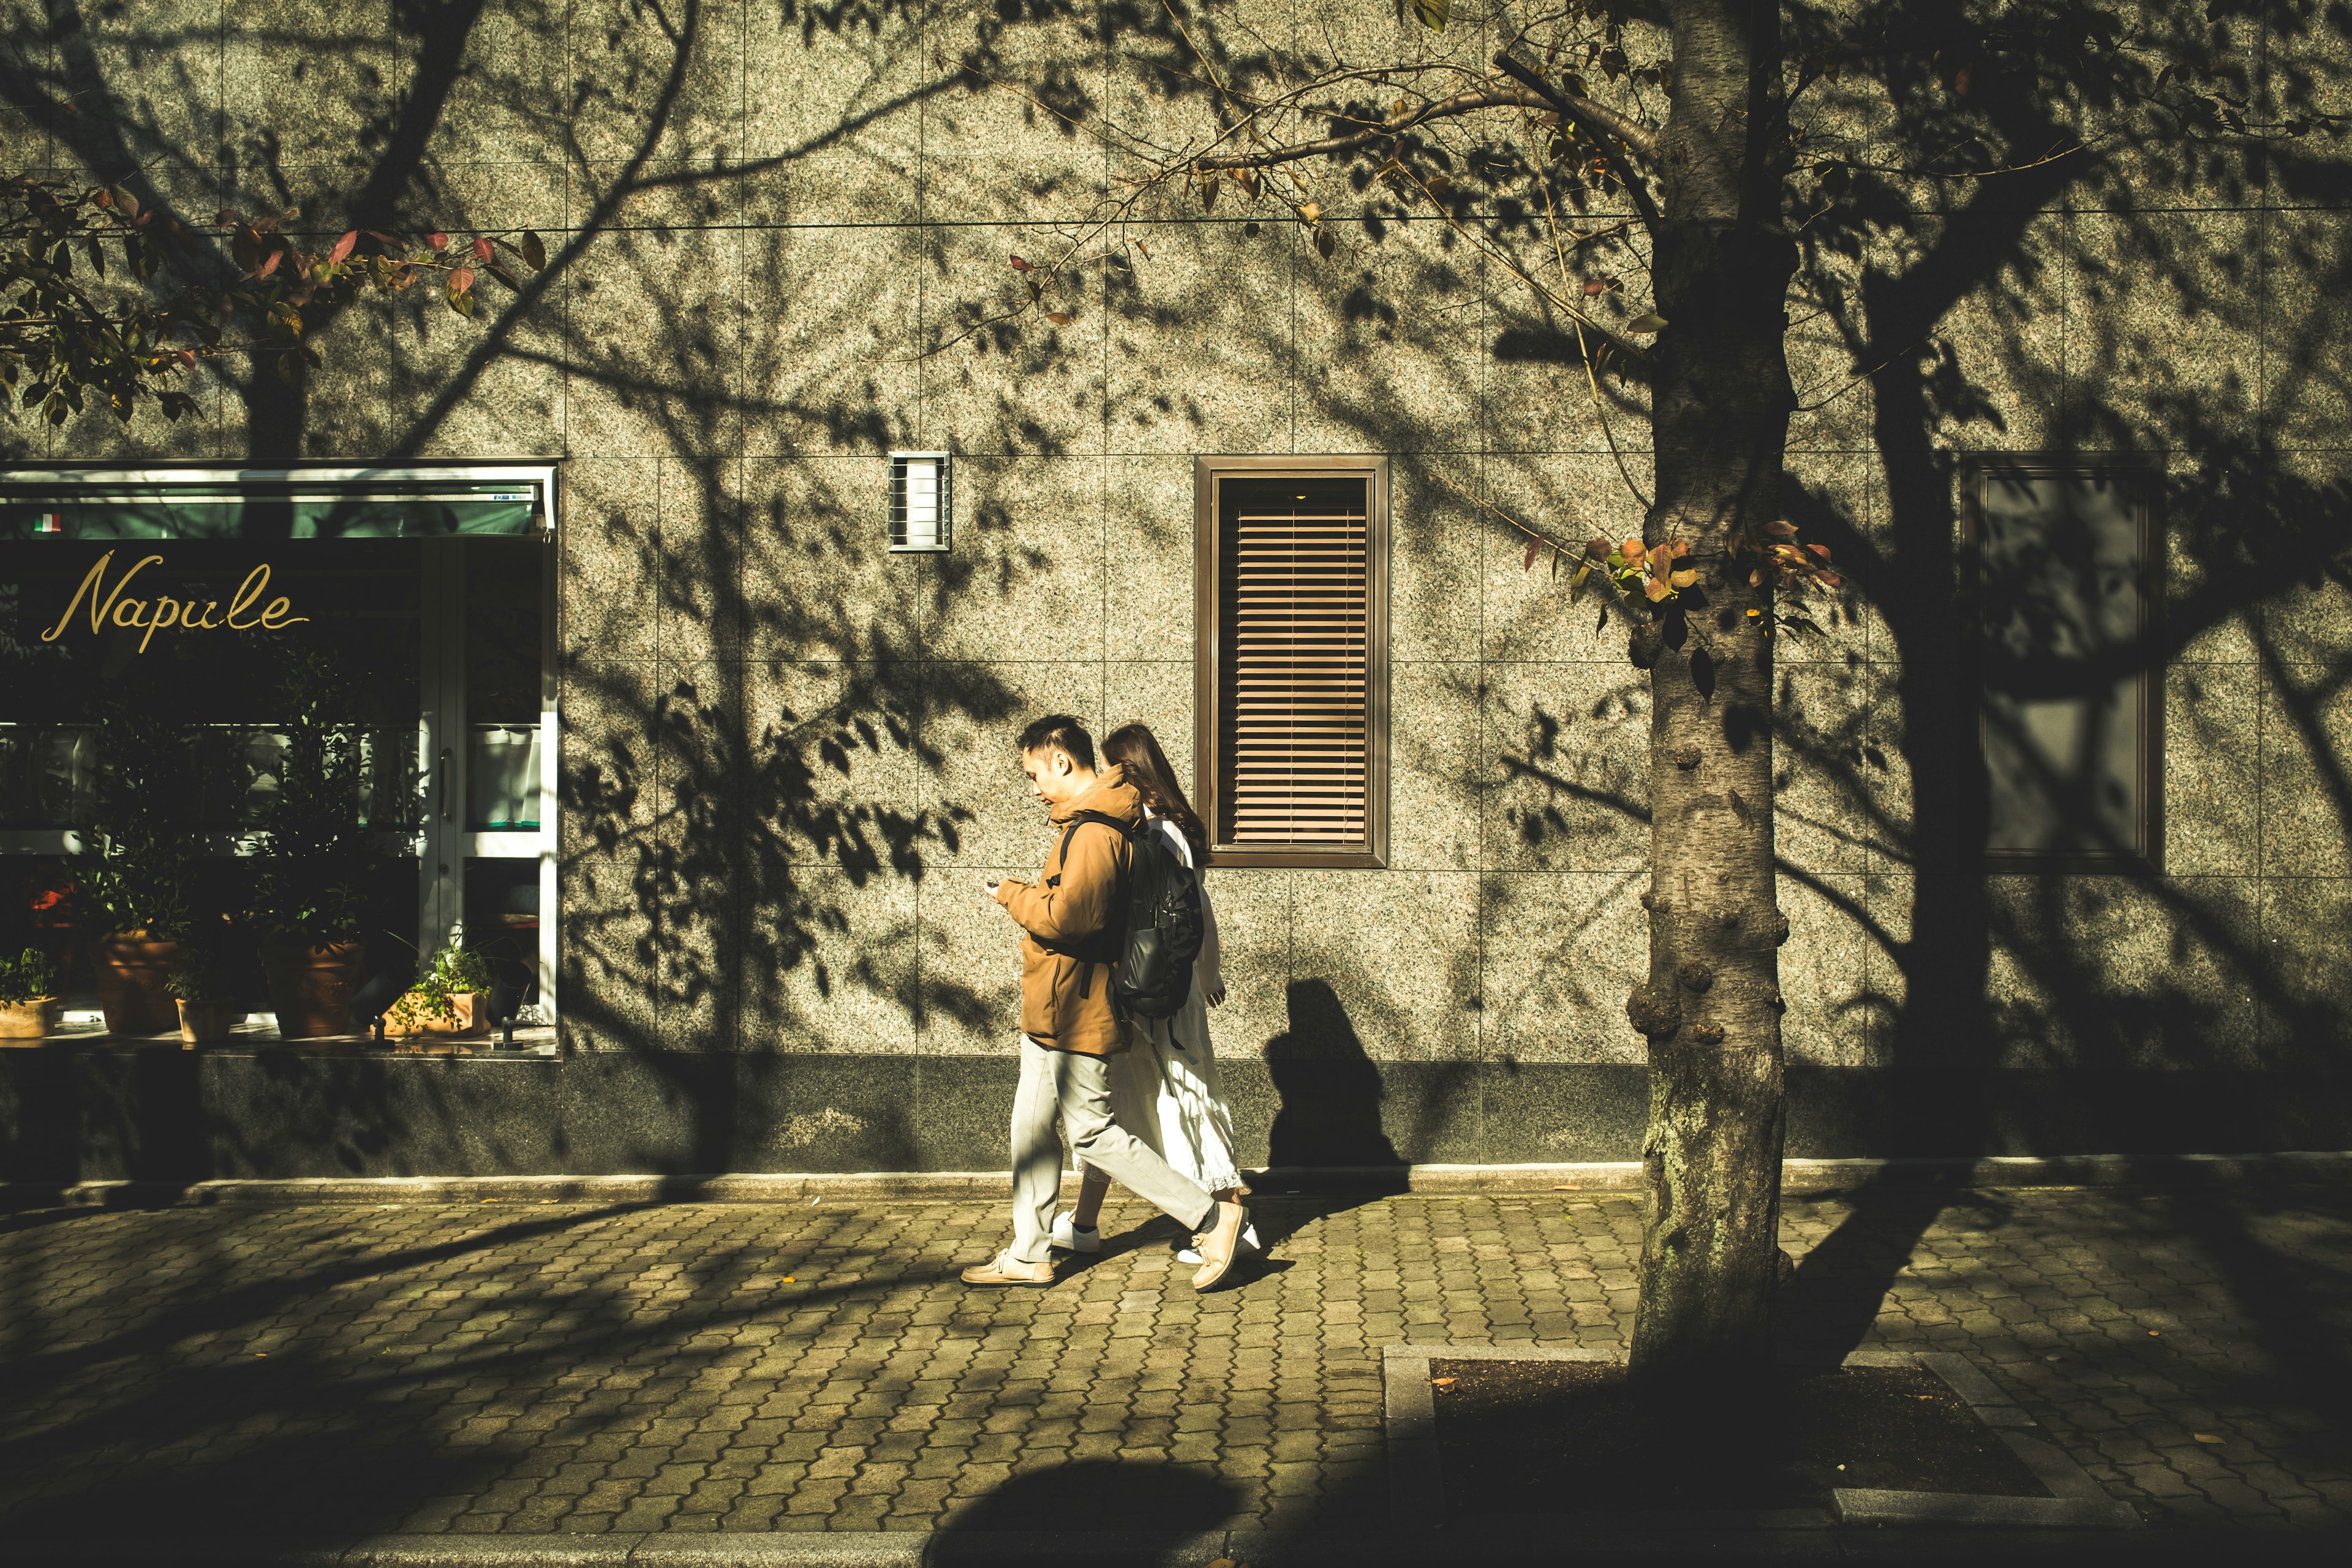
[991,765,1140,1056]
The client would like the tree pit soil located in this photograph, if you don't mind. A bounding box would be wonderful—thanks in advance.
[1430,1359,2052,1516]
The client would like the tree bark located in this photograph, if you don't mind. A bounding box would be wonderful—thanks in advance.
[1625,0,1798,1385]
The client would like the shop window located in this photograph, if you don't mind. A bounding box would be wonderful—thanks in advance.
[1965,455,2162,870]
[0,466,559,1017]
[1193,457,1389,868]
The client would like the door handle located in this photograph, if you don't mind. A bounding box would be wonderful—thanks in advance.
[439,747,452,822]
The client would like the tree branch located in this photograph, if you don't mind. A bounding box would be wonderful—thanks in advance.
[1193,87,1554,171]
[1493,52,1662,230]
[1494,56,1659,162]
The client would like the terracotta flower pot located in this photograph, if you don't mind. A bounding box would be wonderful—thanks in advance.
[260,937,368,1041]
[0,998,63,1042]
[89,935,182,1036]
[383,989,486,1039]
[176,998,242,1046]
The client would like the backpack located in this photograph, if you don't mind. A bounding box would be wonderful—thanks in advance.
[1053,810,1204,1020]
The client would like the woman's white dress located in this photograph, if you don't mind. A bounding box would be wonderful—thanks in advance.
[1104,815,1246,1196]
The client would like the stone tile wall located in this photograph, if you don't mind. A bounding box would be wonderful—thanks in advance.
[4,5,2349,1133]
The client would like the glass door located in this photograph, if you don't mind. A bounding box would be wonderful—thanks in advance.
[418,534,556,1014]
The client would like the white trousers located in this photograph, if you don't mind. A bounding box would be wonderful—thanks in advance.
[1009,1033,1213,1264]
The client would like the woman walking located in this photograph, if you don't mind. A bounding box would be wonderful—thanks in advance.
[1052,722,1259,1264]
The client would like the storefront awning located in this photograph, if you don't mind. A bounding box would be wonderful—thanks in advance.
[0,467,555,541]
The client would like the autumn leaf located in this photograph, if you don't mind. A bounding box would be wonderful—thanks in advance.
[1524,538,1540,571]
[328,231,357,265]
[1626,312,1668,334]
[472,236,495,263]
[1009,254,1033,272]
[1808,542,1834,560]
[1430,1376,1456,1387]
[1645,576,1672,601]
[1044,311,1072,326]
[1764,519,1800,537]
[428,232,449,251]
[1412,0,1450,31]
[449,266,475,294]
[1583,277,1608,296]
[1619,536,1646,565]
[1670,568,1698,589]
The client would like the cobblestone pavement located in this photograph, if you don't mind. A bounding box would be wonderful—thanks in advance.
[0,1185,2346,1539]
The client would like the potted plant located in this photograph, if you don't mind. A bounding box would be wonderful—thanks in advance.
[166,927,244,1047]
[383,935,495,1042]
[0,946,63,1041]
[77,694,198,1035]
[250,646,382,1040]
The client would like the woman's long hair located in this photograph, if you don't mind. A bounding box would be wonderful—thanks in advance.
[1102,723,1210,865]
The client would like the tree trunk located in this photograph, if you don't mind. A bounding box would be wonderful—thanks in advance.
[1625,0,1799,1385]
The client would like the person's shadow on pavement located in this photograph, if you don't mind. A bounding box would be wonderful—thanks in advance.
[924,1458,1239,1564]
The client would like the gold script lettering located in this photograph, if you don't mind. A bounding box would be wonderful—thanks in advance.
[40,550,164,642]
[47,554,309,651]
[225,565,271,630]
[141,597,184,654]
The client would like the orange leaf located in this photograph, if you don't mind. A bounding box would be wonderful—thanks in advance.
[1808,542,1833,560]
[1619,536,1646,564]
[1644,576,1672,601]
[1671,540,1692,557]
[328,230,357,265]
[1669,568,1697,589]
[1524,538,1541,571]
[1430,1377,1455,1388]
[472,236,495,263]
[1044,311,1072,326]
[428,231,449,251]
[1763,519,1799,537]
[1009,254,1033,271]
[449,266,475,293]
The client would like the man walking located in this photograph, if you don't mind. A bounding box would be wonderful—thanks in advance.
[960,715,1250,1291]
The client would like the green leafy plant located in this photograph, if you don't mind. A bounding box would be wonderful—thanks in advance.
[165,928,237,1004]
[386,935,494,1027]
[75,693,199,940]
[249,644,381,944]
[0,946,59,1005]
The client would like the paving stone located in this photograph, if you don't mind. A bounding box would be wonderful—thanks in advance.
[2,1188,2350,1536]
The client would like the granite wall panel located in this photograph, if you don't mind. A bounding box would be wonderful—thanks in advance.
[12,5,2346,1167]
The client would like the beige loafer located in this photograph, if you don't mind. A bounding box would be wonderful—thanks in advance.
[1189,1199,1250,1291]
[960,1250,1055,1287]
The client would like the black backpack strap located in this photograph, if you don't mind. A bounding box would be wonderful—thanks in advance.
[1044,811,1133,888]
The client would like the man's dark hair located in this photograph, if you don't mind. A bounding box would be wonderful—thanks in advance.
[1016,714,1095,771]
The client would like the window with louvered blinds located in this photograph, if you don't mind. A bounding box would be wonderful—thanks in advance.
[1194,462,1389,867]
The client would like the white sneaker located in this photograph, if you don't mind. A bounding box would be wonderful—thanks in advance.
[1178,1223,1258,1265]
[1050,1212,1101,1253]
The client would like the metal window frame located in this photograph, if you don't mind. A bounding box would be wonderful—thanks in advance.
[1961,451,2165,876]
[0,461,562,1018]
[1193,454,1391,870]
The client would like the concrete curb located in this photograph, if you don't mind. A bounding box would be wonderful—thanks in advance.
[25,1526,2335,1567]
[8,1150,2350,1210]
[1383,1343,2143,1532]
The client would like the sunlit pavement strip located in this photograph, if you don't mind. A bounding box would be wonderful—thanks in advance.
[1,1188,2348,1546]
